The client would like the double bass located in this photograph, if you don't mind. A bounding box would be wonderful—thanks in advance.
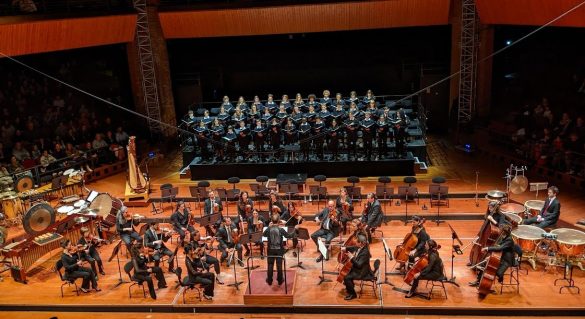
[394,218,426,264]
[468,218,501,266]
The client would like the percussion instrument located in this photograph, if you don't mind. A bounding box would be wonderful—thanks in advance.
[1,196,23,220]
[500,203,525,215]
[485,190,507,201]
[69,208,82,215]
[57,205,74,214]
[60,195,80,204]
[510,175,529,194]
[512,225,545,269]
[503,212,522,227]
[89,193,123,218]
[524,200,545,218]
[551,228,585,257]
[22,203,56,235]
[74,216,89,224]
[14,175,34,193]
[63,168,75,176]
[74,199,88,209]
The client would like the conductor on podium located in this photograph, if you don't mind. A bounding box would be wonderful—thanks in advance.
[263,213,298,286]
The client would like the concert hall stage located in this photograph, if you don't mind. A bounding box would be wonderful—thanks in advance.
[189,156,416,180]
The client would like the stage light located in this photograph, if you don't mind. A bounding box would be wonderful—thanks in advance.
[465,144,472,151]
[148,151,156,159]
[506,40,512,46]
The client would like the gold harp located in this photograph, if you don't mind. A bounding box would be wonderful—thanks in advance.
[127,136,147,193]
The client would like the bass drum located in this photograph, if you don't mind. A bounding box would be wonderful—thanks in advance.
[89,193,123,218]
[23,202,56,235]
[15,175,34,193]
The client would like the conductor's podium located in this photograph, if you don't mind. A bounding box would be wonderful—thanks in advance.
[243,269,297,305]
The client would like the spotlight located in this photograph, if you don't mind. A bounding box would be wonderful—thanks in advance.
[505,40,512,46]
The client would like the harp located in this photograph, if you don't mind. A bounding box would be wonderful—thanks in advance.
[127,136,147,193]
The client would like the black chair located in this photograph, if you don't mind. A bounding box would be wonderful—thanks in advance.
[124,261,147,299]
[346,176,361,204]
[498,244,523,294]
[425,275,448,299]
[227,177,241,203]
[160,183,178,212]
[310,175,327,209]
[359,259,381,299]
[430,176,449,208]
[253,176,271,210]
[55,259,80,297]
[175,267,203,303]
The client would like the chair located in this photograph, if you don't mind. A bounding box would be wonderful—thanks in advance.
[499,244,523,294]
[55,260,80,297]
[175,267,203,303]
[424,269,448,299]
[124,261,147,299]
[359,259,381,299]
[282,180,300,202]
[227,177,241,202]
[253,176,271,210]
[376,176,393,207]
[311,175,328,209]
[160,183,178,211]
[429,176,449,208]
[346,176,361,204]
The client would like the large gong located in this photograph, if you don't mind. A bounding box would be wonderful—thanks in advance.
[23,203,56,235]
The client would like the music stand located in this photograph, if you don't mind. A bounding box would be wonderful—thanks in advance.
[227,247,244,290]
[317,238,332,285]
[160,187,179,212]
[433,185,448,225]
[240,231,263,270]
[446,223,462,287]
[258,210,270,221]
[107,240,129,288]
[199,213,221,237]
[291,227,309,269]
[380,239,395,286]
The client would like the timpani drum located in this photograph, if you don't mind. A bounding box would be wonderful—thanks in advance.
[512,225,546,253]
[524,200,545,218]
[500,202,526,215]
[503,212,522,227]
[551,228,585,257]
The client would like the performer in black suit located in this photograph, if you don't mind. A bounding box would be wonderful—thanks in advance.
[361,193,383,243]
[253,119,266,162]
[236,120,250,161]
[144,222,175,272]
[311,200,341,262]
[171,201,197,244]
[485,200,509,227]
[376,114,389,159]
[469,224,516,287]
[299,117,312,161]
[523,186,560,228]
[60,239,100,293]
[130,242,167,300]
[216,217,244,267]
[328,119,341,160]
[313,117,326,160]
[263,213,298,285]
[405,239,444,298]
[396,215,430,272]
[341,233,372,300]
[246,209,266,257]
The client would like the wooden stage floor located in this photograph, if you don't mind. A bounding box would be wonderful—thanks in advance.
[2,144,585,316]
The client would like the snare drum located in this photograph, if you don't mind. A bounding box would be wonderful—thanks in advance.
[524,200,545,218]
[512,225,546,253]
[551,228,585,257]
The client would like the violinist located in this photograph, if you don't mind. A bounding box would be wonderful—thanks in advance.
[396,215,429,273]
[116,206,142,251]
[216,217,244,267]
[77,227,106,276]
[60,239,100,293]
[311,200,341,262]
[184,243,216,300]
[405,239,443,298]
[144,222,175,273]
[468,224,515,288]
[336,187,353,234]
[264,213,298,286]
[171,201,197,245]
[204,190,224,230]
[129,242,167,300]
[236,191,254,223]
[341,233,372,300]
[268,191,286,216]
[362,193,383,243]
[191,231,223,284]
[280,202,303,257]
[245,209,266,257]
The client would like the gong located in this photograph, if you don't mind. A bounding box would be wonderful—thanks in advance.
[23,203,56,235]
[15,175,34,193]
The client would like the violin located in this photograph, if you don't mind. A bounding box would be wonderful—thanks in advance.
[284,208,303,225]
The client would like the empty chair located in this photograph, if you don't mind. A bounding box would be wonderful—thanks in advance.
[429,176,449,207]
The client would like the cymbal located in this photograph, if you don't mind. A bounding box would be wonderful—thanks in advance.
[23,203,56,235]
[510,175,529,194]
[74,216,89,224]
[486,190,507,199]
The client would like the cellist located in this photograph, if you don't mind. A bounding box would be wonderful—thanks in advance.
[396,215,429,273]
[341,233,372,300]
[468,224,515,288]
[486,200,508,227]
[405,239,444,298]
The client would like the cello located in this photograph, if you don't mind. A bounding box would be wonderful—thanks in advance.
[394,218,426,264]
[403,244,440,285]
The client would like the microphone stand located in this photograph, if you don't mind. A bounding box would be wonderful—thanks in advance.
[445,223,462,287]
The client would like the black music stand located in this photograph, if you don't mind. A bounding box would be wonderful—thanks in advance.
[227,248,244,290]
[555,259,580,294]
[446,223,462,287]
[240,231,262,270]
[107,240,129,288]
[160,187,179,212]
[317,238,333,285]
[291,227,309,269]
[380,239,395,286]
[199,213,221,237]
